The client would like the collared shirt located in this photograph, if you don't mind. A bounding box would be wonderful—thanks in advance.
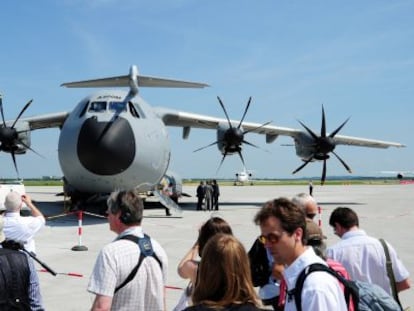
[326,229,409,295]
[88,226,168,311]
[3,212,45,253]
[283,247,347,311]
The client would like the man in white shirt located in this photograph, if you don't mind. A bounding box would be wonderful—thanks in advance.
[254,197,347,311]
[326,207,410,296]
[88,190,168,311]
[3,191,45,254]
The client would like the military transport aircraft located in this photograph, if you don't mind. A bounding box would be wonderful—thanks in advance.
[0,65,405,208]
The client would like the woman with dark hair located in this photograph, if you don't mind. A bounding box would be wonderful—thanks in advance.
[174,217,233,311]
[184,234,265,311]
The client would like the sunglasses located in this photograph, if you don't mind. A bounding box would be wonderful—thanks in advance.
[306,213,316,219]
[258,231,285,244]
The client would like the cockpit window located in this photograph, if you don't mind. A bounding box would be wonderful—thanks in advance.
[109,101,127,113]
[89,101,107,112]
[129,102,140,118]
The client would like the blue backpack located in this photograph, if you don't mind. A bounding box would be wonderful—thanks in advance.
[291,263,402,311]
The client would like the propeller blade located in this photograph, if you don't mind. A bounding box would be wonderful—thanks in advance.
[193,141,219,153]
[292,157,314,174]
[329,117,350,138]
[243,121,272,135]
[0,95,6,127]
[215,151,228,174]
[298,120,318,140]
[238,96,252,129]
[237,149,246,168]
[11,99,33,129]
[321,159,327,185]
[17,139,45,159]
[243,140,261,149]
[11,151,20,179]
[332,151,352,173]
[321,106,326,137]
[217,96,233,129]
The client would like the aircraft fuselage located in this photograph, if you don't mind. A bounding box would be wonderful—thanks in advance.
[58,90,170,194]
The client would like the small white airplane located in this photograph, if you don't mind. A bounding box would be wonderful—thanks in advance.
[234,168,254,185]
[0,65,405,210]
[380,171,414,179]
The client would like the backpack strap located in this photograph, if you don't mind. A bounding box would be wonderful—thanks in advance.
[114,234,162,293]
[379,238,403,309]
[290,263,353,311]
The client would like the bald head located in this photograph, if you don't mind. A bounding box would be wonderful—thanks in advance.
[292,193,318,220]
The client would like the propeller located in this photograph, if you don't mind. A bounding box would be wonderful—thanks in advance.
[0,95,40,178]
[292,105,352,185]
[194,96,271,173]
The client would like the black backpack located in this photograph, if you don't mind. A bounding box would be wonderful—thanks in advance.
[290,263,402,311]
[0,248,31,310]
[114,234,162,293]
[247,238,270,287]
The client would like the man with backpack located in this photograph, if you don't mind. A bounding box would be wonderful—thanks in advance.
[88,190,168,311]
[0,216,44,311]
[326,207,410,298]
[254,197,347,310]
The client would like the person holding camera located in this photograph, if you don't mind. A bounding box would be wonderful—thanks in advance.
[3,191,45,254]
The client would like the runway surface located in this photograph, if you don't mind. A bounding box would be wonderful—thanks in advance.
[25,184,413,310]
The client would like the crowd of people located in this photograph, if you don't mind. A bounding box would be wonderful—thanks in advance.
[0,187,411,311]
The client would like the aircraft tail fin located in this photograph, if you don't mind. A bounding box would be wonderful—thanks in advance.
[61,65,209,90]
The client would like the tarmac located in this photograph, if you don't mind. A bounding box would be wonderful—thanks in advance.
[24,184,414,310]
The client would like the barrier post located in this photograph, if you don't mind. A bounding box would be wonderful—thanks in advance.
[72,210,88,251]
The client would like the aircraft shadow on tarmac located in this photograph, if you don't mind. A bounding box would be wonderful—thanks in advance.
[33,200,108,227]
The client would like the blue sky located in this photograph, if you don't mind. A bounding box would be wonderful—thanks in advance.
[0,0,412,179]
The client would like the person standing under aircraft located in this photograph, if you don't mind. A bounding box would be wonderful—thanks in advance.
[196,181,205,211]
[212,179,220,211]
[326,207,410,296]
[3,191,45,254]
[254,197,347,310]
[162,182,173,216]
[204,181,214,211]
[88,190,168,311]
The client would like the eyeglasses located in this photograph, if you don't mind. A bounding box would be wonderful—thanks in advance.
[306,213,316,220]
[258,232,285,244]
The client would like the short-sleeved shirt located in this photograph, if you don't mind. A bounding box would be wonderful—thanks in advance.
[3,212,45,253]
[88,226,168,311]
[326,229,409,295]
[283,247,347,311]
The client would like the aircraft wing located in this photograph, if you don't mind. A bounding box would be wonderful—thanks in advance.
[18,112,70,130]
[154,107,405,148]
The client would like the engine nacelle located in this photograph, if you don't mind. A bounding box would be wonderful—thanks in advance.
[294,132,317,162]
[216,122,244,155]
[1,121,31,154]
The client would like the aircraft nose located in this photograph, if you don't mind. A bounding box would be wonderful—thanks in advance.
[77,117,136,175]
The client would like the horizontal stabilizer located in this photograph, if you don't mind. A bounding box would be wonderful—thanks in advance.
[62,74,209,89]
